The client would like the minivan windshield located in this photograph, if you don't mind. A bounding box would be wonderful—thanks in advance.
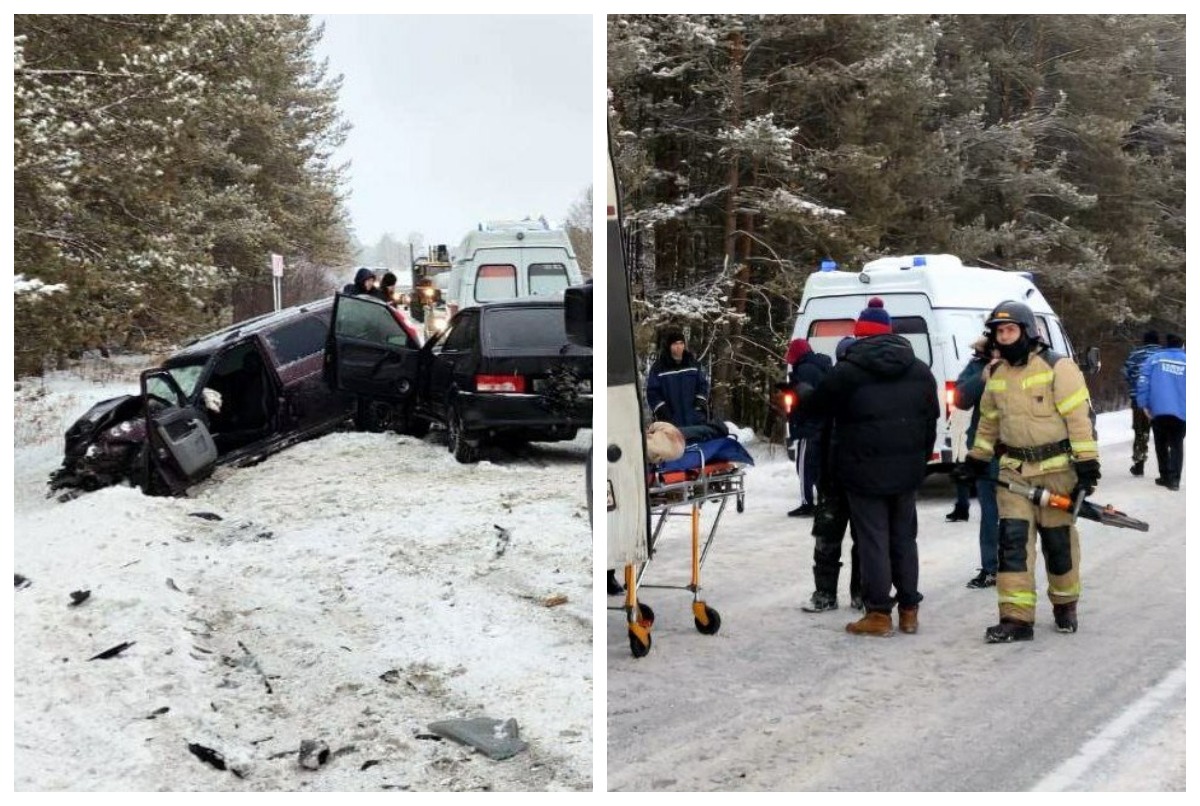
[162,357,210,399]
[484,307,570,350]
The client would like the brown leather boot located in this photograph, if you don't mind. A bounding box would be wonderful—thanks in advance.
[898,605,919,634]
[846,610,893,636]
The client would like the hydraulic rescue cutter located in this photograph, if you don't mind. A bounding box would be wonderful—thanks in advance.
[996,478,1150,532]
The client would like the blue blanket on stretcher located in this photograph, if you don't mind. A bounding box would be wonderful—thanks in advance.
[656,437,755,473]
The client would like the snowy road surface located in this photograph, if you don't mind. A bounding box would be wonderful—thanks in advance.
[607,413,1185,791]
[13,360,593,791]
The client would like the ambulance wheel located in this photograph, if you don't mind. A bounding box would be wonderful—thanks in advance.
[694,604,721,635]
[634,602,655,628]
[629,627,651,658]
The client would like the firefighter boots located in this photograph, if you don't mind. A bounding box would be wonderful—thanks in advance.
[985,619,1034,643]
[1053,601,1078,633]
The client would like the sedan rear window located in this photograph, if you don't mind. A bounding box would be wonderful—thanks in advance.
[484,307,569,350]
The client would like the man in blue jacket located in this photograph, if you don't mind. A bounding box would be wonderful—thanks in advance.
[1124,330,1161,476]
[1136,333,1185,491]
[646,329,710,429]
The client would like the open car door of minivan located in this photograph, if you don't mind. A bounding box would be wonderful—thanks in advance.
[325,293,424,430]
[140,368,218,494]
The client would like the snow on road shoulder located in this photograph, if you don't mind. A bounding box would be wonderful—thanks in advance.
[13,360,593,791]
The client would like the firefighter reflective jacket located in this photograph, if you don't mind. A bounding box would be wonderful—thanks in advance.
[969,346,1098,477]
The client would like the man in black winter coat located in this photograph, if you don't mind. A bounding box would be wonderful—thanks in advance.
[646,330,710,430]
[799,298,939,637]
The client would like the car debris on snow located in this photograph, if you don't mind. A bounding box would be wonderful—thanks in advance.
[427,716,528,761]
[68,589,90,606]
[88,641,135,660]
[298,739,330,770]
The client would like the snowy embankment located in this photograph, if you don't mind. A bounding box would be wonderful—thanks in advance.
[13,357,593,792]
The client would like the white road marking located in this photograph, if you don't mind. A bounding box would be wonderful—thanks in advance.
[1031,661,1186,791]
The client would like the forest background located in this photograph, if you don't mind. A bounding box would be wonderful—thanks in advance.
[13,14,592,378]
[608,14,1185,435]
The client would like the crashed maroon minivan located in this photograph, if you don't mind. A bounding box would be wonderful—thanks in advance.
[48,294,425,497]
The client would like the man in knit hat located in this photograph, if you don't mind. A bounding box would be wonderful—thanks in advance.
[796,297,939,636]
[1123,330,1161,477]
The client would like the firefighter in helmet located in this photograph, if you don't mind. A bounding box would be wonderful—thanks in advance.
[959,300,1100,642]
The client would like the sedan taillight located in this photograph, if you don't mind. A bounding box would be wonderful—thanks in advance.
[476,374,525,393]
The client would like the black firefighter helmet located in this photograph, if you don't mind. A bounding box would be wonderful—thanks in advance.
[985,300,1039,340]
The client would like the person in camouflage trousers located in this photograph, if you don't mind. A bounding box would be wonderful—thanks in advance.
[960,301,1100,643]
[1124,330,1161,477]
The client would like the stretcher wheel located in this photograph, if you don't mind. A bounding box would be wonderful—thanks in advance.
[693,603,721,635]
[634,602,655,628]
[736,495,745,513]
[629,624,652,658]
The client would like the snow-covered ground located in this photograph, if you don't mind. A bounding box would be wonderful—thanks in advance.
[607,410,1187,792]
[12,356,592,792]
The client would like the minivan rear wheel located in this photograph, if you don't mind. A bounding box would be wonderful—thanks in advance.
[448,407,480,464]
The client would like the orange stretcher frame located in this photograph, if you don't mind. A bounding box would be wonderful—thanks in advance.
[612,456,746,657]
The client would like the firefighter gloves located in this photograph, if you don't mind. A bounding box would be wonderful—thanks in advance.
[1072,459,1101,498]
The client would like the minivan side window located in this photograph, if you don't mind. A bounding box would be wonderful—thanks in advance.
[336,298,404,345]
[264,315,329,365]
[475,264,517,302]
[529,262,569,296]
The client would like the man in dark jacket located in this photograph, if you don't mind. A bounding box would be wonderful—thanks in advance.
[646,329,710,430]
[1124,330,1161,477]
[343,267,378,296]
[786,337,832,517]
[954,336,1001,589]
[799,298,939,636]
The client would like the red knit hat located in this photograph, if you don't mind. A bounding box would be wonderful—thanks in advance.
[785,338,810,365]
[854,297,892,337]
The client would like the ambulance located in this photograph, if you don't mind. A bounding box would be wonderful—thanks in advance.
[789,254,1099,471]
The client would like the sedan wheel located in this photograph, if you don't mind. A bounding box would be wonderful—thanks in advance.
[448,408,480,464]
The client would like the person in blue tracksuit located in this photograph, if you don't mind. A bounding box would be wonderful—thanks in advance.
[645,329,710,429]
[1136,333,1186,490]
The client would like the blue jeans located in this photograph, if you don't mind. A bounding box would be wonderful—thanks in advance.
[977,459,999,574]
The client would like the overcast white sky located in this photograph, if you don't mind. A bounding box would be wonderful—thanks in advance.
[312,14,593,249]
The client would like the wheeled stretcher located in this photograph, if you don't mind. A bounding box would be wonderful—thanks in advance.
[613,436,753,657]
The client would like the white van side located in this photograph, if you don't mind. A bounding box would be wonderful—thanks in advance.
[790,254,1081,471]
[442,220,584,316]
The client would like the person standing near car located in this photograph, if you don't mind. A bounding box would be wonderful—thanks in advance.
[646,329,710,429]
[798,298,939,636]
[343,267,378,296]
[954,336,1001,589]
[785,337,832,517]
[960,300,1100,643]
[1124,330,1161,477]
[1136,333,1185,491]
[374,271,399,304]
